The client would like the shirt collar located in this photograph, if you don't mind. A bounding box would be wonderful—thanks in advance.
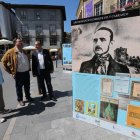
[36,49,43,53]
[14,46,23,53]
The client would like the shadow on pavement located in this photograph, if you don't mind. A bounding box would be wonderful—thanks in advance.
[4,90,71,121]
[53,90,72,98]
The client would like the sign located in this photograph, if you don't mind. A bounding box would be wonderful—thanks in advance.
[127,104,140,129]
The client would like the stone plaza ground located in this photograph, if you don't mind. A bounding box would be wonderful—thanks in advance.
[0,61,135,140]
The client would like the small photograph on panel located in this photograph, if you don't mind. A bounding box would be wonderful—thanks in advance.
[85,101,98,117]
[75,99,84,114]
[101,78,113,97]
[130,81,140,101]
[118,94,129,110]
[127,104,140,129]
[100,97,118,123]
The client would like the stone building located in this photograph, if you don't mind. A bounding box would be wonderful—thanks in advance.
[0,1,16,40]
[76,0,140,19]
[10,4,66,53]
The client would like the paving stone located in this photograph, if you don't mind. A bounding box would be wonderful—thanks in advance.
[10,133,38,140]
[25,121,51,135]
[39,111,72,123]
[97,133,135,140]
[12,125,26,135]
[39,128,65,140]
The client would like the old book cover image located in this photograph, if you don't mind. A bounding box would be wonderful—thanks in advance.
[130,81,140,101]
[127,104,140,129]
[118,94,129,110]
[101,78,112,96]
[85,101,98,117]
[75,99,84,114]
[100,97,118,123]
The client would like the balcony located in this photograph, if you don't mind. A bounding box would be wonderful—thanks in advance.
[110,0,140,12]
[36,32,44,38]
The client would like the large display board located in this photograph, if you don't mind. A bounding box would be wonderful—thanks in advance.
[62,44,72,71]
[72,9,140,139]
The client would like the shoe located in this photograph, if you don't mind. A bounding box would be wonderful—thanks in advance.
[50,96,57,101]
[0,118,6,123]
[26,97,34,102]
[0,109,12,114]
[41,95,47,101]
[19,101,25,106]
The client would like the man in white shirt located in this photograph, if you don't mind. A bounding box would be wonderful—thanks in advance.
[32,41,56,101]
[2,38,33,106]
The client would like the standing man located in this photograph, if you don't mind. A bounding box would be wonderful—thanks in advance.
[32,41,56,101]
[2,38,33,106]
[0,68,12,123]
[80,27,129,75]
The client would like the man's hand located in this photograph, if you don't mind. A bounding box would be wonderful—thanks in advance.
[12,74,15,79]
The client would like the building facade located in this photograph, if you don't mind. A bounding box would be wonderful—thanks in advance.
[10,4,66,53]
[76,0,140,19]
[0,2,16,40]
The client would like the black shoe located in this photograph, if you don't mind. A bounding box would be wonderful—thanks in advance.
[50,96,57,101]
[0,109,12,114]
[41,95,47,101]
[26,97,34,102]
[19,101,25,106]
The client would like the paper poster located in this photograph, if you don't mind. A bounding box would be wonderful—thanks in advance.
[118,94,129,110]
[85,101,98,117]
[101,78,112,96]
[100,97,118,123]
[130,81,140,100]
[75,99,84,114]
[114,75,130,94]
[127,104,140,129]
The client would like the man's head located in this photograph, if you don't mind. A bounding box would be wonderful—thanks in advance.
[35,41,42,50]
[13,38,23,49]
[92,27,113,56]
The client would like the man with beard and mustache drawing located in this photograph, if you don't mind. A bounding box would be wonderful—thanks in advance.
[79,27,129,75]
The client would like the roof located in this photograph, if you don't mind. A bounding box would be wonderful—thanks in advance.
[10,4,66,20]
[0,1,15,15]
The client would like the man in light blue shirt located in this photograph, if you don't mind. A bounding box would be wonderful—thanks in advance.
[0,68,11,123]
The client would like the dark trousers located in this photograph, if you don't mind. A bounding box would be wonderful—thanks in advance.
[38,69,53,97]
[15,71,30,101]
[37,76,42,94]
[0,85,5,111]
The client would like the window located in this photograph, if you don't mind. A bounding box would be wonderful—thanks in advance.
[20,10,27,20]
[49,24,56,35]
[22,37,30,45]
[50,35,57,46]
[35,25,43,36]
[21,25,29,36]
[120,0,134,8]
[35,11,41,20]
[94,1,103,16]
[48,11,56,21]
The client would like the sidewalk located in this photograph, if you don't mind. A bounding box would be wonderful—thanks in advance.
[3,61,134,140]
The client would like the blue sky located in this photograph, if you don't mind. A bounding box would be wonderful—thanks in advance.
[3,0,79,32]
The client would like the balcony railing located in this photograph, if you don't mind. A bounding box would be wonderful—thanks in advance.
[110,0,140,13]
[36,32,44,37]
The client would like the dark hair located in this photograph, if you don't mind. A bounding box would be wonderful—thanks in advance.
[13,37,22,45]
[96,27,113,41]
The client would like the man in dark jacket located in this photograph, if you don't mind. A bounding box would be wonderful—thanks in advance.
[80,27,129,75]
[32,41,56,101]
